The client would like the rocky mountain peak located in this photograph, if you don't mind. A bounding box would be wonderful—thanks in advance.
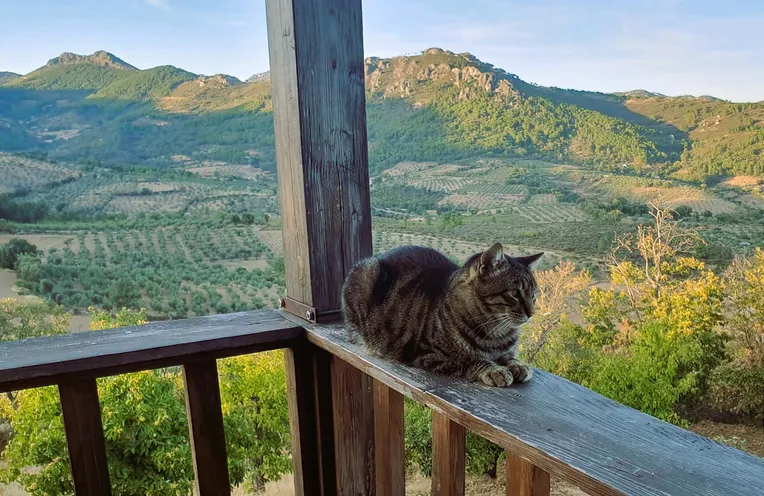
[46,51,136,70]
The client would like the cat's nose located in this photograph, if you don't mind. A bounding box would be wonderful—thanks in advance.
[524,303,534,318]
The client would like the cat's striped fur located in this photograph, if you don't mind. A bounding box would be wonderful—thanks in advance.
[341,242,543,387]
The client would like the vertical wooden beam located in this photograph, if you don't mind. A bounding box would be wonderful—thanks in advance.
[58,378,111,496]
[506,454,550,496]
[431,412,465,496]
[286,344,337,496]
[183,360,231,496]
[373,381,405,496]
[265,0,372,317]
[331,358,375,495]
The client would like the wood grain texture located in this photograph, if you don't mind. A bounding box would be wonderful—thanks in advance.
[183,360,230,496]
[58,378,111,496]
[300,321,764,496]
[373,381,405,496]
[331,357,375,495]
[286,343,337,496]
[265,0,372,314]
[0,311,301,392]
[431,412,466,496]
[507,454,550,496]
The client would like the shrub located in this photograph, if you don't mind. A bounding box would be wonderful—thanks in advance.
[404,400,503,478]
[707,363,764,420]
[0,309,293,495]
[0,238,37,269]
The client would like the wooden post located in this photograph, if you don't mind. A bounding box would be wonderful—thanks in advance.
[331,358,376,495]
[506,454,550,496]
[265,0,372,320]
[183,360,231,496]
[58,378,111,496]
[265,0,374,492]
[431,412,466,496]
[285,344,337,496]
[374,381,405,496]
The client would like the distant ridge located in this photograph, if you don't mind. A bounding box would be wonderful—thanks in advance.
[45,50,137,71]
[246,71,270,83]
[612,90,665,99]
[0,72,21,85]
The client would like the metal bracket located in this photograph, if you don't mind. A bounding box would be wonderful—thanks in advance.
[279,296,342,324]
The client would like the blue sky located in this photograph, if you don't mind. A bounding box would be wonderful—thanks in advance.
[1,0,762,102]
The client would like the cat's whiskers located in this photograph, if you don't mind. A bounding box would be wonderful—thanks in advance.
[467,313,511,335]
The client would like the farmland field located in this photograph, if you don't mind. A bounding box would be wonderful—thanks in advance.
[0,153,80,194]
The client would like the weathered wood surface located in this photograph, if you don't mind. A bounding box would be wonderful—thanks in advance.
[0,311,301,392]
[183,359,231,496]
[301,320,764,496]
[265,0,372,315]
[286,343,337,496]
[59,378,111,496]
[331,357,375,495]
[432,411,466,496]
[374,380,405,496]
[507,454,550,496]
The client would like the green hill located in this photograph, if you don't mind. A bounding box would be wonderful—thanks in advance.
[92,65,197,101]
[623,97,764,178]
[5,51,136,91]
[0,72,20,85]
[0,48,761,178]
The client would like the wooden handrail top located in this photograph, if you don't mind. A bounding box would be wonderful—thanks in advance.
[299,316,764,496]
[0,310,302,392]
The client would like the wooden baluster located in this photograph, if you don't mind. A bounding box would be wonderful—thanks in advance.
[183,359,230,496]
[431,412,465,496]
[286,344,337,496]
[506,453,550,496]
[332,358,375,495]
[59,378,111,496]
[374,381,405,496]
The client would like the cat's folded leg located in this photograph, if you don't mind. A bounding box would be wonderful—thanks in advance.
[496,354,533,383]
[467,360,514,387]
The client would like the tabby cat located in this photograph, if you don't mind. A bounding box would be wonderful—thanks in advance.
[341,242,543,387]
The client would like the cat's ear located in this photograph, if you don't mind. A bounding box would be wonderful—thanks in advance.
[479,242,505,275]
[514,252,544,270]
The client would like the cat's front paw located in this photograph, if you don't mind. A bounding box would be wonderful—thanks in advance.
[506,360,533,383]
[477,365,514,387]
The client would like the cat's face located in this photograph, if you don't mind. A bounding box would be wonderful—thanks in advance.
[468,243,543,325]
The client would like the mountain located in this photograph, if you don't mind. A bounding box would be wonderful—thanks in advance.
[246,71,270,83]
[6,50,136,91]
[92,65,197,101]
[45,51,136,70]
[0,48,761,178]
[0,72,20,85]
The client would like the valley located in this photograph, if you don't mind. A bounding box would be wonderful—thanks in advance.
[1,47,762,495]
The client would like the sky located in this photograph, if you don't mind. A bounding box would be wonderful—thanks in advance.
[1,0,762,102]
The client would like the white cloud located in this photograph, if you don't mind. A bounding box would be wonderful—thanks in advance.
[145,0,169,11]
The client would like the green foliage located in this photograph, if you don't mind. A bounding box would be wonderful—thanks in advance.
[583,322,706,424]
[218,352,291,490]
[0,298,69,342]
[0,306,293,495]
[0,238,38,269]
[93,66,196,101]
[7,64,129,91]
[404,400,503,478]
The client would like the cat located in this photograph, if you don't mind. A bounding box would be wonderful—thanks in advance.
[341,242,543,387]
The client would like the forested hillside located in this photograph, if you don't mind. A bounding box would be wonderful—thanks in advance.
[0,48,761,178]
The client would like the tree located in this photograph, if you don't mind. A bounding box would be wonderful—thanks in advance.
[0,307,292,495]
[708,249,764,418]
[521,261,590,363]
[0,238,38,269]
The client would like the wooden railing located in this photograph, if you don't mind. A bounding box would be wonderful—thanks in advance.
[1,310,762,496]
